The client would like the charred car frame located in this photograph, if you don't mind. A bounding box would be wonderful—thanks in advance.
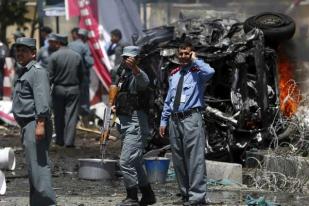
[135,12,296,162]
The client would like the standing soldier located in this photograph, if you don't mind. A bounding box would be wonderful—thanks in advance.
[12,37,56,205]
[10,31,25,84]
[48,34,84,147]
[37,33,58,69]
[10,31,26,60]
[159,41,215,206]
[68,28,94,127]
[70,27,79,41]
[106,29,128,68]
[115,46,156,206]
[105,29,129,84]
[40,26,53,48]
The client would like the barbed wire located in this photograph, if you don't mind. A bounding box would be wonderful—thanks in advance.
[245,157,309,193]
[246,79,309,193]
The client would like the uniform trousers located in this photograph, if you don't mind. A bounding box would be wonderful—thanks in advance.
[20,118,56,206]
[118,110,150,188]
[53,85,80,146]
[79,74,91,116]
[168,111,207,203]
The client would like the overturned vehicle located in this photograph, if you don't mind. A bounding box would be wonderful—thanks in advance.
[135,12,296,162]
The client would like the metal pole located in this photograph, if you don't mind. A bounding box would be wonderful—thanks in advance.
[143,0,147,29]
[37,0,44,47]
[56,16,60,33]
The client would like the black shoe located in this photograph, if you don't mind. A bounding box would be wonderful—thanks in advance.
[116,187,139,206]
[139,184,156,206]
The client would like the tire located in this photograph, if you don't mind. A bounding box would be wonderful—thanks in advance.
[244,12,295,45]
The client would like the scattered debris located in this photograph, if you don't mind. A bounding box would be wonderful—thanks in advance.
[0,100,17,126]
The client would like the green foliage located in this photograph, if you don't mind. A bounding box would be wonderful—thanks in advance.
[0,0,32,43]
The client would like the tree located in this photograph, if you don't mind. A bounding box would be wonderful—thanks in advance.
[0,0,31,43]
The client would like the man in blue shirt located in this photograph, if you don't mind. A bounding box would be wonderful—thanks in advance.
[159,41,215,206]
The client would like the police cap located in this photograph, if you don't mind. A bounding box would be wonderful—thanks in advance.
[121,46,141,57]
[13,37,36,49]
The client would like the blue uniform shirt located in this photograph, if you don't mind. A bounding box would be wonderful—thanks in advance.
[160,59,215,127]
[12,60,51,121]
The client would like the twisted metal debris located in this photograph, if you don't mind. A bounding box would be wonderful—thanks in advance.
[246,80,309,193]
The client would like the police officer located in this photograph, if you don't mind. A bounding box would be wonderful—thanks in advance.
[37,33,58,69]
[159,41,215,206]
[68,28,94,127]
[12,37,56,206]
[48,34,84,147]
[10,31,26,60]
[107,29,129,84]
[10,31,26,84]
[115,46,156,206]
[40,26,53,48]
[70,27,79,41]
[107,29,128,68]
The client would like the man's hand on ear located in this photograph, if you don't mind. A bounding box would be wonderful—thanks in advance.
[191,51,197,61]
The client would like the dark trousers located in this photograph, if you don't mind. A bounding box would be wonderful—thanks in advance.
[20,119,56,206]
[53,85,80,146]
[79,75,91,116]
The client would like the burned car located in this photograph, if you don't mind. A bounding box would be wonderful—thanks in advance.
[136,12,296,162]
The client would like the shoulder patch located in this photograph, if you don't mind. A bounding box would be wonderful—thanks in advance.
[170,67,180,76]
[190,66,199,72]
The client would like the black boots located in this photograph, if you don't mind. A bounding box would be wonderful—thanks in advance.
[116,187,139,206]
[116,184,156,206]
[139,184,156,206]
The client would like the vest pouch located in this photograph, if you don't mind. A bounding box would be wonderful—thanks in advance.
[115,91,138,116]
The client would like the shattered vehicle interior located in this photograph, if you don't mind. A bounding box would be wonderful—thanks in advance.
[135,12,296,162]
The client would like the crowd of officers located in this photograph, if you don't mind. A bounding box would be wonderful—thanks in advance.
[10,25,215,206]
[10,27,95,206]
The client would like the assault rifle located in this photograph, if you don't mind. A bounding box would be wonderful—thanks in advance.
[99,64,126,160]
[99,85,118,160]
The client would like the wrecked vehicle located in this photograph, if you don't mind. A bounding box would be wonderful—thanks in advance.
[135,12,296,162]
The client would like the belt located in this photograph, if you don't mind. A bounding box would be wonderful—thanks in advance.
[54,84,79,87]
[16,117,35,128]
[171,107,202,120]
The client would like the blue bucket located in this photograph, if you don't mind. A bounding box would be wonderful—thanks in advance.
[144,157,170,184]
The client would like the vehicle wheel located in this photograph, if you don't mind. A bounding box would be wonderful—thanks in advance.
[244,12,295,45]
